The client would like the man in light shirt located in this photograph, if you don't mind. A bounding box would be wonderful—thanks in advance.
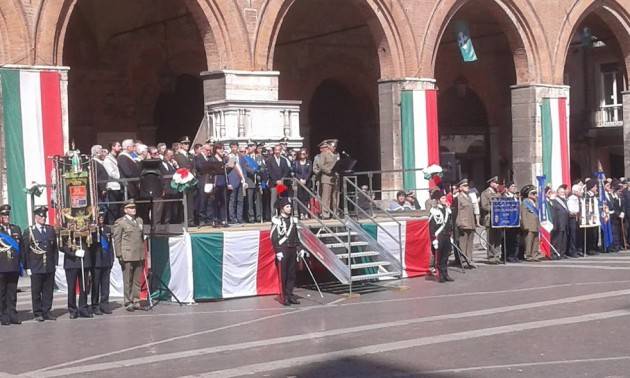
[566,184,582,257]
[103,141,123,224]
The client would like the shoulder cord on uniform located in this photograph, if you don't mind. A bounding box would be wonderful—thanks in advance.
[28,227,48,255]
[430,207,450,238]
[271,216,294,246]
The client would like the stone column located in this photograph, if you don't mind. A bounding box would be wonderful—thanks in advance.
[488,126,500,176]
[511,84,570,187]
[622,91,630,178]
[377,78,436,197]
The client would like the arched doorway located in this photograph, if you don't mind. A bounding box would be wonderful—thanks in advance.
[438,84,490,186]
[563,12,629,178]
[271,0,383,172]
[63,0,208,151]
[434,0,524,184]
[308,79,378,171]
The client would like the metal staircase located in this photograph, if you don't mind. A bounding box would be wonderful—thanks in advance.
[291,179,403,292]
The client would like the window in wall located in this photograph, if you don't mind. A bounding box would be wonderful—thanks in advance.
[598,63,624,126]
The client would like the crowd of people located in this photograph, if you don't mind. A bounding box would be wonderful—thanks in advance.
[91,137,345,228]
[424,175,630,283]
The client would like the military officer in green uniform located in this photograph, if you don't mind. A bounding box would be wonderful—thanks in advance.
[113,199,146,311]
[480,176,503,264]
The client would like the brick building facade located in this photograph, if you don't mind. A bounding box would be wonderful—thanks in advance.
[1,0,629,193]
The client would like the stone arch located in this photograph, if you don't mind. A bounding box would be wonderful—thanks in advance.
[32,0,250,69]
[554,0,630,84]
[252,0,417,79]
[418,0,551,84]
[0,0,31,64]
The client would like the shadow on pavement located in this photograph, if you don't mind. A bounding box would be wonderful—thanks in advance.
[285,356,467,378]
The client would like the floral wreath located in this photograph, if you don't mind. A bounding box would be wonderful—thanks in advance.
[170,168,198,192]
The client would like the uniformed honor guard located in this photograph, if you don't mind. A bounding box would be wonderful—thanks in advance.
[429,190,454,282]
[271,198,306,306]
[113,199,146,311]
[480,176,503,264]
[91,212,114,315]
[0,205,23,325]
[62,233,93,319]
[520,185,543,262]
[23,206,59,321]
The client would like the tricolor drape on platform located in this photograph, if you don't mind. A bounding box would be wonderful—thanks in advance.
[400,90,439,207]
[541,98,570,190]
[151,234,195,303]
[363,219,431,278]
[1,69,64,228]
[191,230,280,300]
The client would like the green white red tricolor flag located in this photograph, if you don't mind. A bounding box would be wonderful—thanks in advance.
[400,89,440,207]
[1,68,67,228]
[541,97,571,190]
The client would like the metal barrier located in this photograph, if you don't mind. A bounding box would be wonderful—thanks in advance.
[95,176,190,231]
[341,168,432,216]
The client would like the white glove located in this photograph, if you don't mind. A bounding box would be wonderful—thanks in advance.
[276,252,284,261]
[432,240,438,249]
[26,269,32,276]
[75,249,85,258]
[450,237,454,244]
[298,249,309,259]
[620,212,625,219]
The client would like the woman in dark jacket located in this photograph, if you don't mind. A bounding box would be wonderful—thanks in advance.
[292,148,313,219]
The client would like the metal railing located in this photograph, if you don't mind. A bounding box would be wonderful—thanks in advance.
[95,175,190,231]
[291,177,362,293]
[595,104,624,127]
[342,176,403,278]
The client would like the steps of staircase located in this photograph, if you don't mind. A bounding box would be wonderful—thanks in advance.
[336,251,380,259]
[317,231,359,238]
[351,271,399,281]
[350,261,391,269]
[325,241,369,249]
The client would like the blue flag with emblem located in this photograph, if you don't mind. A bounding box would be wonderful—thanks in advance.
[597,172,613,250]
[455,20,477,62]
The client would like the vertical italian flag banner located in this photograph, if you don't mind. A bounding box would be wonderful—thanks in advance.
[400,90,440,207]
[362,219,431,278]
[191,230,280,300]
[1,69,65,228]
[541,98,570,190]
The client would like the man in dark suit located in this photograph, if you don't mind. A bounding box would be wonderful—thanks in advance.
[605,180,623,252]
[23,206,58,322]
[118,139,140,199]
[266,144,292,214]
[91,213,114,315]
[0,205,23,325]
[174,137,195,226]
[551,185,569,259]
[155,149,179,224]
[62,233,93,319]
[194,144,214,226]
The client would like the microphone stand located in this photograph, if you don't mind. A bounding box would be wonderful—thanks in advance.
[147,192,183,307]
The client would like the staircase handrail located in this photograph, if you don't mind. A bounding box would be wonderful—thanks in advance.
[292,196,352,285]
[342,176,403,275]
[344,216,403,275]
[291,178,357,288]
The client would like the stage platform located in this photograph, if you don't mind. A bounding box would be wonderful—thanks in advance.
[149,211,430,236]
[56,214,432,304]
